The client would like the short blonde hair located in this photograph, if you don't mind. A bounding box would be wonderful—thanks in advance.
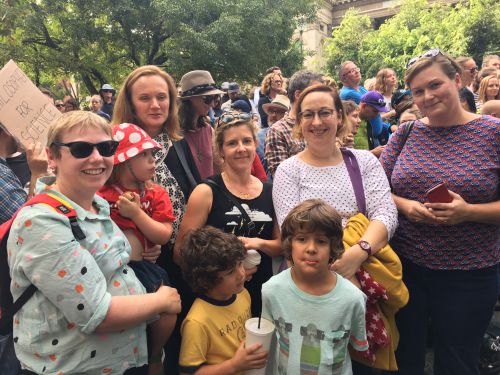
[47,111,111,158]
[112,65,181,140]
[90,94,102,104]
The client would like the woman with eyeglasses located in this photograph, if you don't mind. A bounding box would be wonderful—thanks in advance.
[273,84,397,267]
[6,111,181,375]
[272,84,399,373]
[178,70,224,180]
[174,111,281,317]
[258,71,285,128]
[380,50,500,375]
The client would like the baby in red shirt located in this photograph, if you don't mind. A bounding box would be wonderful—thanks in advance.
[98,123,176,375]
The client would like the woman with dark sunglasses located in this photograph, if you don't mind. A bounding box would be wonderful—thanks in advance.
[380,50,500,375]
[6,111,181,375]
[178,70,224,180]
[174,111,281,319]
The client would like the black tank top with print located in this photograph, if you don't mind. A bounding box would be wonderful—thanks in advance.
[205,174,275,317]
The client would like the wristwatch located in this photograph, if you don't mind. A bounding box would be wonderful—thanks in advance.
[357,240,372,256]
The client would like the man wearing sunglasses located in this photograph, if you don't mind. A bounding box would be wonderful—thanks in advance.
[99,83,116,118]
[55,100,65,112]
[456,56,478,91]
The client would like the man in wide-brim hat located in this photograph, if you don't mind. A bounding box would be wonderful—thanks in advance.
[262,94,290,126]
[256,94,291,175]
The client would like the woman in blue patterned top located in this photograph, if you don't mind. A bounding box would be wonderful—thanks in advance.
[380,49,500,375]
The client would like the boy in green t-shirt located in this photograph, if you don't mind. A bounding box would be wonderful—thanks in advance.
[262,199,368,374]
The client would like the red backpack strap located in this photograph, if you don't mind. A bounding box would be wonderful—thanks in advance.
[0,193,86,331]
[25,193,86,240]
[0,193,86,241]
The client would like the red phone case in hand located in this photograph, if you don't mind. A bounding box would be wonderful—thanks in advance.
[426,183,453,203]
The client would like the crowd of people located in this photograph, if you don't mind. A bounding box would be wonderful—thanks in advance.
[0,50,499,375]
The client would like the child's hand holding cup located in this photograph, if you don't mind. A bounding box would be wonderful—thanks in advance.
[243,249,261,281]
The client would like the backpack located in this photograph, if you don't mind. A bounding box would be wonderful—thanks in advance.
[0,193,85,374]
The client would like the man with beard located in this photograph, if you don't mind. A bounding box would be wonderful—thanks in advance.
[359,91,390,157]
[99,83,116,118]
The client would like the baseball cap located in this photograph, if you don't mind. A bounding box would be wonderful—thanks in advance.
[231,100,251,113]
[360,91,389,112]
[228,83,240,94]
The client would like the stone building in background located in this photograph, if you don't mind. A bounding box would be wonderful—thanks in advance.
[298,0,458,71]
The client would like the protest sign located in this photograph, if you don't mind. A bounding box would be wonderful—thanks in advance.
[0,60,61,148]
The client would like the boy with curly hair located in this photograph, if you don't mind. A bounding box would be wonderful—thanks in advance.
[262,199,368,374]
[179,226,268,375]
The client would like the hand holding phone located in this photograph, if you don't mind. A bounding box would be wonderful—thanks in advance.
[426,183,453,203]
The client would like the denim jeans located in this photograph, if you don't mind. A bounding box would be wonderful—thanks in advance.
[392,257,498,375]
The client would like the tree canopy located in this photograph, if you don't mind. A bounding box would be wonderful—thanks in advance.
[0,0,316,98]
[324,0,500,83]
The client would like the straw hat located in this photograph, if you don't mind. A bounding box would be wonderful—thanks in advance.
[262,94,290,114]
[179,70,224,99]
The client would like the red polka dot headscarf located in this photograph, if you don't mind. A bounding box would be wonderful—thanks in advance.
[112,123,162,165]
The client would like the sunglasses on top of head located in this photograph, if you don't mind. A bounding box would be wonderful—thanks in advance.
[218,112,252,124]
[406,48,443,69]
[52,140,119,159]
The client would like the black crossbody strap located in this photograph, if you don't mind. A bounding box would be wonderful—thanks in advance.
[397,120,415,157]
[173,141,197,190]
[205,178,256,232]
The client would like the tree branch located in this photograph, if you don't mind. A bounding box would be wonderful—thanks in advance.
[29,2,61,51]
[114,17,141,66]
[81,73,97,95]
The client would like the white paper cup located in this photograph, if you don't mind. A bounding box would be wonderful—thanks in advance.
[243,249,261,269]
[245,317,275,375]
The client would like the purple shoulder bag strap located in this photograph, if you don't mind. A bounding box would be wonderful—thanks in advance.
[340,148,366,216]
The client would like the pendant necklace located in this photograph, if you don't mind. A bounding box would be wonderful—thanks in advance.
[223,173,253,199]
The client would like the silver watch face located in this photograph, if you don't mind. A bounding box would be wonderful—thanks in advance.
[359,241,369,250]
